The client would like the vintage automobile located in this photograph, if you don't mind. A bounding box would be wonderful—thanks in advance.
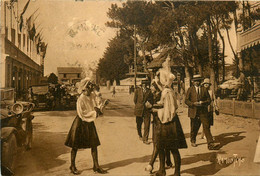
[60,84,78,109]
[217,78,252,100]
[1,88,35,175]
[29,84,55,110]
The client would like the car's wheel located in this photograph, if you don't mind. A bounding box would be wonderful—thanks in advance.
[25,119,33,150]
[1,133,17,172]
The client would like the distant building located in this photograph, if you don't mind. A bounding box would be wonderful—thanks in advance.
[57,67,83,84]
[0,1,44,99]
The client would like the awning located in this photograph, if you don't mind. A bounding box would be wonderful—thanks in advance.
[126,72,149,76]
[237,22,260,51]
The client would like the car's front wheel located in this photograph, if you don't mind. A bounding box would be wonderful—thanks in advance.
[1,133,17,173]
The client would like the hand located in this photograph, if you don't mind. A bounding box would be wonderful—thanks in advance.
[193,102,200,106]
[145,101,152,108]
[152,108,158,112]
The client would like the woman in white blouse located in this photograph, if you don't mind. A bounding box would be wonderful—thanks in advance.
[65,77,108,175]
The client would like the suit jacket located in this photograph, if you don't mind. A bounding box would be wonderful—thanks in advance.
[185,86,211,118]
[134,87,153,117]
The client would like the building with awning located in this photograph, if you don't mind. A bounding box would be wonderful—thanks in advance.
[237,22,260,75]
[237,22,260,52]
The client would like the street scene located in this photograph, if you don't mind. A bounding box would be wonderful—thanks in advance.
[1,0,260,176]
[12,90,260,176]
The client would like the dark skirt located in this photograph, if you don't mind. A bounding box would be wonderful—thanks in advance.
[152,113,161,144]
[158,115,187,150]
[65,116,100,149]
[209,111,214,126]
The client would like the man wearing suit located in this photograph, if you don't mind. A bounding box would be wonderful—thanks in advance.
[185,75,219,150]
[134,79,153,144]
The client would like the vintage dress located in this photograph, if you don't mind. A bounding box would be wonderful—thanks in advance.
[156,89,187,149]
[65,92,100,149]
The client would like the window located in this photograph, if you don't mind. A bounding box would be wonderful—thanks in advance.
[64,74,67,78]
[18,34,21,49]
[77,73,80,78]
[11,28,15,43]
[23,34,25,48]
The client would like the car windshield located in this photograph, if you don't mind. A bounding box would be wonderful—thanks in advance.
[1,89,14,104]
[32,86,49,94]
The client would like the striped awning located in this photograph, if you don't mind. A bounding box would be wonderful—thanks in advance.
[237,22,260,51]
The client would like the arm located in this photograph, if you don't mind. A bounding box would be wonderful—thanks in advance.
[134,88,138,104]
[185,87,194,107]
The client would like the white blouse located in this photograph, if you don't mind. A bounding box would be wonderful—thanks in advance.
[76,93,97,122]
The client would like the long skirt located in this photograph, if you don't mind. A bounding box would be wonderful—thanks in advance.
[65,116,100,149]
[158,115,187,150]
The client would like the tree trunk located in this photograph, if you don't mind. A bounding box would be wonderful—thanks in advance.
[217,27,225,83]
[207,16,215,92]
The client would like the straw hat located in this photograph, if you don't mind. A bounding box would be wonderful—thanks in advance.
[201,78,211,85]
[192,74,203,81]
[77,77,92,94]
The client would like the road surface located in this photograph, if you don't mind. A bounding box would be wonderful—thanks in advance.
[14,91,260,176]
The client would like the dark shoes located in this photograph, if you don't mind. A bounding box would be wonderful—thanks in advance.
[208,143,220,150]
[155,170,166,176]
[166,161,173,168]
[143,140,150,145]
[93,167,108,174]
[191,142,197,147]
[70,166,80,175]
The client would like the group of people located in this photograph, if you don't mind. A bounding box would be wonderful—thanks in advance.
[134,58,220,176]
[64,58,220,176]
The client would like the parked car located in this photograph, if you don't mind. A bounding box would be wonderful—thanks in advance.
[60,84,78,109]
[29,84,55,110]
[1,88,35,175]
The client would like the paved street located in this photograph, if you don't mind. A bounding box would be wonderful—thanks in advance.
[14,90,260,176]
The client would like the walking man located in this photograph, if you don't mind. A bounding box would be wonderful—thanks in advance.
[185,75,219,150]
[134,79,153,144]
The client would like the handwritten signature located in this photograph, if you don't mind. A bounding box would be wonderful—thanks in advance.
[68,20,106,37]
[217,154,245,167]
[69,42,98,50]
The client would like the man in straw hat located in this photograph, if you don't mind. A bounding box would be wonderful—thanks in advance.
[185,74,219,150]
[65,77,108,174]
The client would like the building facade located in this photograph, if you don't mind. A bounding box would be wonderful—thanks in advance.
[0,1,44,98]
[57,67,83,84]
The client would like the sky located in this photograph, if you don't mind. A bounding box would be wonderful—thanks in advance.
[20,0,236,76]
[21,0,118,76]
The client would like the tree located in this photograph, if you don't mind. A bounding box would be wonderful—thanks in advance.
[97,35,130,84]
[106,1,162,74]
[47,73,58,84]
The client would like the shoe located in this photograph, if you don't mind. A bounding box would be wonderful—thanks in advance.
[145,164,153,173]
[191,142,197,147]
[208,143,220,150]
[70,166,80,175]
[93,167,107,174]
[166,162,173,168]
[155,170,166,176]
[143,140,150,145]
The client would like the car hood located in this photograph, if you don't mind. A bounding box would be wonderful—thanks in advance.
[0,109,14,119]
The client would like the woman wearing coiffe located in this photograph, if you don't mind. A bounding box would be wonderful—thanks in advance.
[65,77,107,175]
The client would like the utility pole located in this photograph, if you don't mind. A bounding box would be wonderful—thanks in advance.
[134,25,137,88]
